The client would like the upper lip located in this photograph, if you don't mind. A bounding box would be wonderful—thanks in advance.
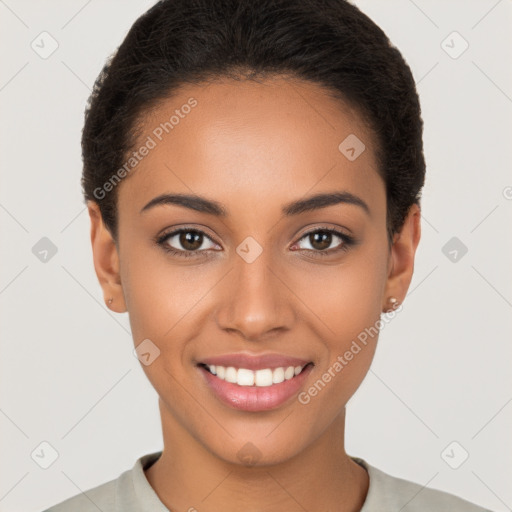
[198,352,312,371]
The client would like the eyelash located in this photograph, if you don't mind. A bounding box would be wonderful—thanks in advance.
[155,226,356,259]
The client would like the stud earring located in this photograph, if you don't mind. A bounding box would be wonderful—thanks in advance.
[108,297,113,305]
[386,296,399,312]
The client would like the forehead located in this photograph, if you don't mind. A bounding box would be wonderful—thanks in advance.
[118,76,384,220]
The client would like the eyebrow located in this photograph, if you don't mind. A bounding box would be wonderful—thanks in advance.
[140,191,370,217]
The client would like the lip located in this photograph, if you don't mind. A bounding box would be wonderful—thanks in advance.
[197,362,314,412]
[198,352,312,371]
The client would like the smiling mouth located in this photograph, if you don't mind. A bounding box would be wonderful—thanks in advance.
[197,362,314,387]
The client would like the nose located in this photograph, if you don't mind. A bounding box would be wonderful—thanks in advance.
[215,247,295,341]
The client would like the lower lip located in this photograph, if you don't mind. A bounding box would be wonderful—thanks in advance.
[198,364,314,412]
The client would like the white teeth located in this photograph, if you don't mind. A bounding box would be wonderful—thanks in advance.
[255,368,273,387]
[272,367,285,384]
[204,364,307,387]
[225,366,237,383]
[237,368,255,386]
[284,366,295,380]
[216,365,225,379]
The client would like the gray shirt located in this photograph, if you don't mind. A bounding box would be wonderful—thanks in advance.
[42,451,491,511]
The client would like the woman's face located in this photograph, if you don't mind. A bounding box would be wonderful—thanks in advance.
[90,76,419,465]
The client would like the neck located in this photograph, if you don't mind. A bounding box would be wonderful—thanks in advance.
[145,399,369,512]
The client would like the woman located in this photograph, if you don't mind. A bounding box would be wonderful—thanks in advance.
[44,0,492,510]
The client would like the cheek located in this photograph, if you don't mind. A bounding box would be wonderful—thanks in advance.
[291,249,386,406]
[120,242,219,359]
[120,253,208,398]
[294,277,383,422]
[291,248,386,339]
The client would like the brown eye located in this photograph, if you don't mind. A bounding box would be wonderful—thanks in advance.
[179,230,203,251]
[308,231,333,251]
[157,228,219,257]
[291,227,355,258]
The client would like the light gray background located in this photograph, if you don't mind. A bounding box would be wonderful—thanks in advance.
[1,1,511,511]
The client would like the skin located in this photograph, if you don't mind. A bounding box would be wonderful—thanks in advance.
[87,76,421,512]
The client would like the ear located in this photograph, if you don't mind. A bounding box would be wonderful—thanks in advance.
[87,200,127,313]
[382,203,421,312]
